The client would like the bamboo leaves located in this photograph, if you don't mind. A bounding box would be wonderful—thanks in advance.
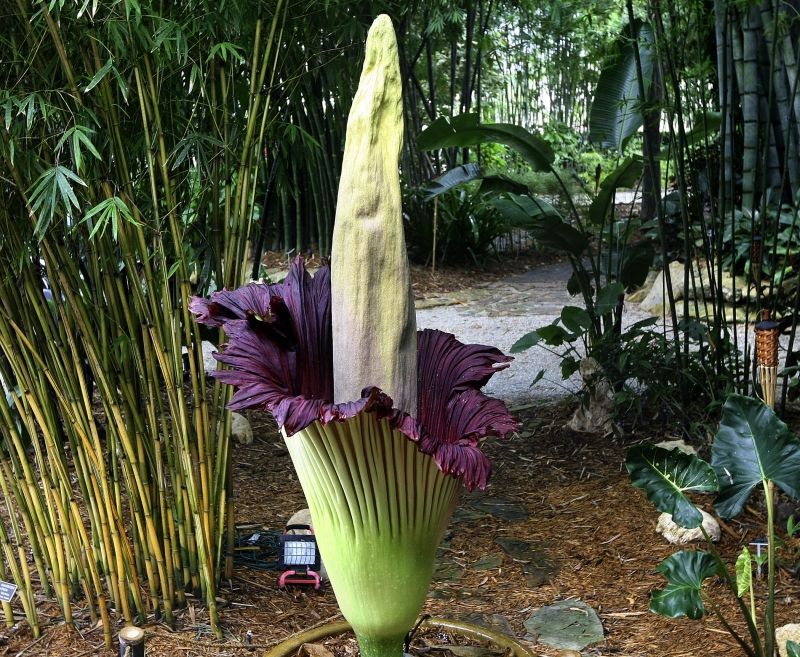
[80,197,138,240]
[84,58,114,93]
[0,0,289,643]
[55,125,102,174]
[27,166,86,236]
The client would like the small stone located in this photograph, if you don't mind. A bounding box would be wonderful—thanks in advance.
[231,412,253,445]
[654,439,698,456]
[776,624,800,657]
[656,510,720,544]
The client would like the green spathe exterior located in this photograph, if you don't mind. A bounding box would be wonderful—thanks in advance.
[285,414,459,657]
[331,14,417,417]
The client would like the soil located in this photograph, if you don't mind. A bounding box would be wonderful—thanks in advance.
[6,254,800,657]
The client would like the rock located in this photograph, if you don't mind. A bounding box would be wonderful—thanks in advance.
[640,261,685,315]
[720,272,747,303]
[776,624,800,657]
[523,600,604,650]
[287,508,313,528]
[200,340,218,375]
[566,357,615,435]
[654,439,698,456]
[495,537,559,587]
[231,412,253,445]
[656,510,720,544]
[286,509,328,580]
[181,340,219,376]
[626,270,658,304]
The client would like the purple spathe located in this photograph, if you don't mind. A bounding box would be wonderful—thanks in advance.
[190,258,519,490]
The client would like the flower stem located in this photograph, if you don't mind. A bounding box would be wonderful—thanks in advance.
[764,480,776,657]
[355,633,405,657]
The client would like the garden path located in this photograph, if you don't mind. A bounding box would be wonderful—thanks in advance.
[415,260,654,403]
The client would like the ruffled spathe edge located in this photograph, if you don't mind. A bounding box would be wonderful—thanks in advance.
[190,258,519,490]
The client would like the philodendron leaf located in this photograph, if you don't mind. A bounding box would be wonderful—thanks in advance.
[620,240,655,290]
[712,394,800,519]
[595,282,625,315]
[560,306,592,334]
[626,445,718,528]
[510,330,541,353]
[735,546,752,598]
[787,640,800,657]
[650,551,720,619]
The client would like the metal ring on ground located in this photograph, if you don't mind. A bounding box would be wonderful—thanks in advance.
[263,617,536,657]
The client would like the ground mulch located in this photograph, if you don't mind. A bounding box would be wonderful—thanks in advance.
[6,251,800,656]
[8,401,800,657]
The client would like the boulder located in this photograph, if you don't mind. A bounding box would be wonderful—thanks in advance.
[654,439,698,456]
[286,508,328,580]
[656,510,720,544]
[231,412,253,445]
[776,624,800,657]
[640,261,685,315]
[626,270,658,304]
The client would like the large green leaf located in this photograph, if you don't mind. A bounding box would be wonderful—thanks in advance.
[423,163,481,200]
[788,640,800,657]
[589,21,655,150]
[417,114,555,171]
[587,156,644,226]
[650,551,720,619]
[684,111,722,150]
[478,175,530,196]
[595,282,625,316]
[561,306,592,334]
[528,215,587,257]
[712,394,800,519]
[491,193,563,226]
[626,444,718,528]
[620,241,655,289]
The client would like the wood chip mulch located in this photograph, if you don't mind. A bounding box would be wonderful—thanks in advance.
[7,402,800,657]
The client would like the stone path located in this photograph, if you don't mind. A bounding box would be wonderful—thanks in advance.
[415,261,653,405]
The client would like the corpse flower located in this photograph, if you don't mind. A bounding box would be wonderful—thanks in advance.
[191,15,517,657]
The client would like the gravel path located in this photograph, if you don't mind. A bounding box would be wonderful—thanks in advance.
[415,261,653,405]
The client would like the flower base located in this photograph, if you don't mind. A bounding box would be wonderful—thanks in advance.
[283,412,460,653]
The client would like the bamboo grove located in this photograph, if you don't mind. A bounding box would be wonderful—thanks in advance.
[0,0,286,643]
